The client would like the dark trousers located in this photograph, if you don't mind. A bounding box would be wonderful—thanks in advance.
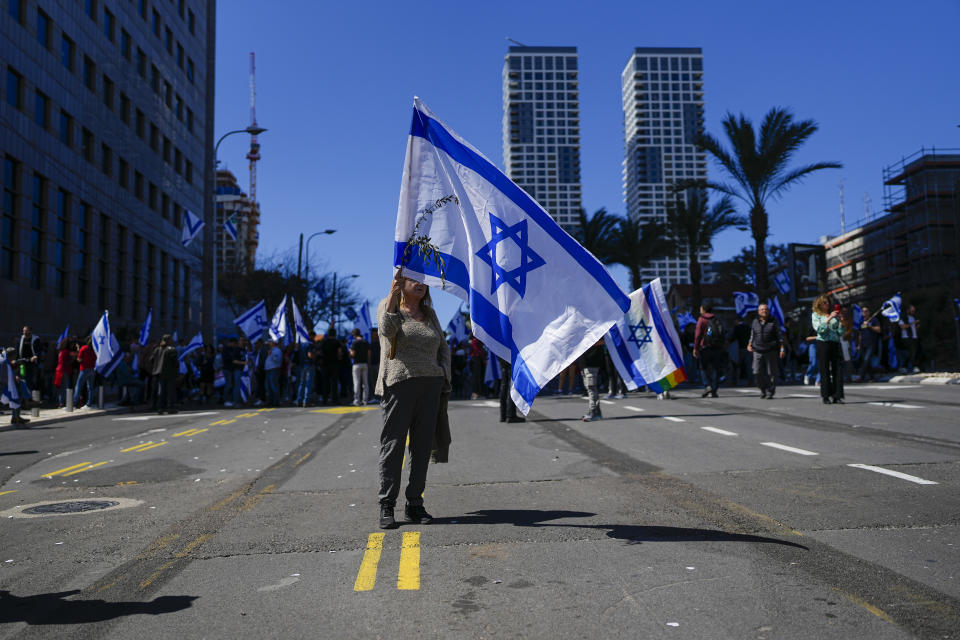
[323,365,339,403]
[699,347,725,392]
[378,376,443,508]
[470,358,484,396]
[156,377,175,411]
[499,360,518,421]
[817,341,843,400]
[752,350,779,395]
[858,344,878,380]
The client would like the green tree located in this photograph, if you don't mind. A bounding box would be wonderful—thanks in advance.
[665,183,745,311]
[697,107,841,293]
[608,217,672,290]
[712,243,789,290]
[571,207,618,263]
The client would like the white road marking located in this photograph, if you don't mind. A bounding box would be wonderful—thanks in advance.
[847,464,938,485]
[857,385,920,390]
[469,401,500,407]
[600,400,616,406]
[732,389,755,394]
[760,442,818,456]
[701,426,737,436]
[661,416,685,423]
[867,402,923,409]
[113,411,220,422]
[787,393,819,398]
[624,406,645,412]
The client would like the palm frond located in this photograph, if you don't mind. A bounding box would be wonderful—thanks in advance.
[770,160,844,195]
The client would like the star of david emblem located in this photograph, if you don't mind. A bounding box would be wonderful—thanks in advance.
[627,320,654,348]
[475,213,546,297]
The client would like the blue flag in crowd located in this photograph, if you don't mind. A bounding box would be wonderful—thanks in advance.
[181,209,204,248]
[269,295,289,345]
[734,291,759,318]
[178,331,203,361]
[677,311,697,331]
[768,296,786,332]
[235,300,268,342]
[852,304,863,328]
[91,311,123,377]
[343,306,358,322]
[484,352,501,386]
[888,336,899,369]
[393,98,629,414]
[240,360,251,402]
[313,278,330,305]
[57,324,69,349]
[291,298,311,345]
[447,306,469,345]
[172,330,179,344]
[773,270,791,295]
[881,293,902,323]
[355,302,373,342]
[138,308,153,346]
[0,350,21,409]
[224,216,238,242]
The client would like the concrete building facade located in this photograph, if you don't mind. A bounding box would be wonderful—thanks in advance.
[215,169,258,277]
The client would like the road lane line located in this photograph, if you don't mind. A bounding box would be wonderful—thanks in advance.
[354,533,385,591]
[42,462,93,478]
[847,464,938,485]
[661,416,685,422]
[62,461,109,477]
[701,426,737,436]
[209,419,237,425]
[397,531,421,590]
[241,484,275,512]
[236,412,259,418]
[837,589,896,624]
[867,402,923,409]
[624,405,644,412]
[787,393,819,398]
[121,442,156,452]
[291,452,311,468]
[0,490,17,496]
[133,442,168,452]
[600,400,615,405]
[760,442,818,456]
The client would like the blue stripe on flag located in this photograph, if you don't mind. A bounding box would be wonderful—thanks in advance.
[642,285,684,371]
[394,241,471,291]
[469,289,538,406]
[409,108,630,313]
[608,324,646,388]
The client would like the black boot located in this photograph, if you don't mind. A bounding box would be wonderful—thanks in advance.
[379,504,397,529]
[404,504,433,524]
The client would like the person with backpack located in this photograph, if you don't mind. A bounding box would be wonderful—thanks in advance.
[693,301,726,398]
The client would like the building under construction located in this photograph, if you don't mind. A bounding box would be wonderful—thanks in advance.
[215,169,259,276]
[824,148,960,304]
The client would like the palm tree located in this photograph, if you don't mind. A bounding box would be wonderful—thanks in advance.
[571,207,618,263]
[608,217,672,291]
[697,107,841,293]
[665,183,745,311]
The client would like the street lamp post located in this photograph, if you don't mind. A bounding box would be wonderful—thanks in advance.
[300,229,337,280]
[204,126,266,343]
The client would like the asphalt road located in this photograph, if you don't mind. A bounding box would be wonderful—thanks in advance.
[0,381,958,639]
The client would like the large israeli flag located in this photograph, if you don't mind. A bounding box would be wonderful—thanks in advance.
[484,352,501,386]
[734,291,760,318]
[881,293,901,323]
[91,311,123,377]
[447,306,469,344]
[181,209,204,248]
[178,331,203,361]
[235,300,268,342]
[768,296,786,332]
[291,298,311,345]
[394,98,629,414]
[605,279,687,394]
[269,295,289,344]
[138,308,153,346]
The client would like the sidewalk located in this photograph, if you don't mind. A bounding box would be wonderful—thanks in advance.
[887,371,960,385]
[0,402,132,432]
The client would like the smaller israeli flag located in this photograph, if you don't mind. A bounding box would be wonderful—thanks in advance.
[768,296,787,332]
[343,306,358,322]
[677,311,697,331]
[773,270,791,295]
[447,306,469,345]
[291,298,311,345]
[181,209,204,248]
[91,311,123,377]
[0,350,21,409]
[734,291,760,318]
[881,293,902,323]
[852,304,863,328]
[224,216,238,242]
[57,324,70,349]
[178,331,203,361]
[235,300,268,342]
[172,330,179,344]
[356,302,373,342]
[484,352,501,386]
[240,360,251,402]
[269,295,289,344]
[138,308,153,346]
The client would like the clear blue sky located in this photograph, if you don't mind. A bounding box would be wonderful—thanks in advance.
[214,0,960,329]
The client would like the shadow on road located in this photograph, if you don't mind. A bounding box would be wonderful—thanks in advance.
[0,450,39,456]
[0,590,198,625]
[432,509,596,526]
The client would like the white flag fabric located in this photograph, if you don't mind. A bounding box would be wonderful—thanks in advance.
[138,308,153,346]
[734,291,760,318]
[0,351,21,409]
[178,331,203,361]
[355,302,373,342]
[269,295,289,344]
[446,306,469,345]
[291,298,311,345]
[91,311,123,376]
[605,278,687,394]
[881,293,902,323]
[768,296,787,332]
[235,300,268,342]
[224,216,238,242]
[394,98,629,414]
[181,209,204,248]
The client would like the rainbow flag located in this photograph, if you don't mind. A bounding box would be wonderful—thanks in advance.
[605,278,687,394]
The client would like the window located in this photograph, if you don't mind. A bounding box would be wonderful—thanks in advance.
[132,234,142,315]
[34,91,49,129]
[85,0,97,20]
[175,95,183,120]
[134,172,144,200]
[188,9,195,34]
[118,157,129,188]
[121,29,131,60]
[6,68,23,110]
[186,58,194,83]
[146,244,155,313]
[29,174,45,289]
[165,27,172,54]
[119,93,130,124]
[98,214,109,309]
[102,75,114,110]
[115,225,126,314]
[83,56,96,92]
[161,192,170,220]
[54,189,69,297]
[177,43,184,69]
[152,9,160,36]
[135,109,145,138]
[174,148,182,173]
[148,182,158,211]
[162,137,171,163]
[185,160,193,184]
[159,251,167,319]
[81,128,94,163]
[186,108,193,133]
[35,9,52,49]
[178,0,185,18]
[77,203,90,304]
[104,8,115,41]
[151,65,160,94]
[138,0,147,19]
[101,144,112,176]
[137,48,147,78]
[61,34,75,71]
[9,0,25,25]
[59,110,73,146]
[2,156,18,279]
[164,81,172,108]
[150,123,159,151]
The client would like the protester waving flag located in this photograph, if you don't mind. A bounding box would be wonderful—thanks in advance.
[224,216,238,242]
[269,295,289,345]
[768,296,787,332]
[605,278,687,394]
[734,291,759,318]
[394,98,629,414]
[235,300,268,342]
[181,209,204,248]
[356,302,373,342]
[881,293,902,323]
[138,308,153,346]
[447,305,469,345]
[773,270,791,295]
[291,298,311,345]
[57,324,70,349]
[178,331,203,361]
[91,311,123,377]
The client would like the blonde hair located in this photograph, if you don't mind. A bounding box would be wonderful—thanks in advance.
[812,294,832,315]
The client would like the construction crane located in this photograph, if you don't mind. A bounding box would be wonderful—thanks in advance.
[246,52,260,206]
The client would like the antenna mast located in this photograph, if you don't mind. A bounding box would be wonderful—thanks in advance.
[838,178,845,234]
[246,52,260,205]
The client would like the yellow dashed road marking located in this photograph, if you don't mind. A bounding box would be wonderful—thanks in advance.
[354,533,385,592]
[62,461,109,477]
[0,490,17,496]
[132,441,168,452]
[42,462,93,478]
[310,406,377,415]
[397,531,421,590]
[121,442,157,452]
[209,419,236,426]
[173,428,208,437]
[236,412,259,418]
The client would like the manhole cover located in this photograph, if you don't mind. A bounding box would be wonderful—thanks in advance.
[23,500,120,514]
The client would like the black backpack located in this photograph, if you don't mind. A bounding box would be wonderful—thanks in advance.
[705,317,725,348]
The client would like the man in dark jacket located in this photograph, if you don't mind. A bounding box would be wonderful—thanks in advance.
[748,303,784,399]
[693,302,726,398]
[151,335,179,414]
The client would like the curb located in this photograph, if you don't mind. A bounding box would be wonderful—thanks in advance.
[0,405,134,433]
[888,374,960,385]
